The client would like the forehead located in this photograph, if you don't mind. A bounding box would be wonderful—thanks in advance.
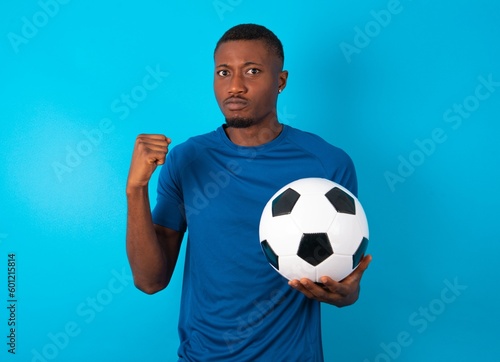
[214,40,277,67]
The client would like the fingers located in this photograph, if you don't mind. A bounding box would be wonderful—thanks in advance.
[135,134,171,165]
[127,134,171,189]
[320,254,372,296]
[288,278,334,302]
[342,254,372,284]
[136,134,171,145]
[288,255,373,306]
[318,277,349,297]
[357,254,372,272]
[288,279,318,300]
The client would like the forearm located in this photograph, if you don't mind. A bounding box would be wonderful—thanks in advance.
[126,186,168,294]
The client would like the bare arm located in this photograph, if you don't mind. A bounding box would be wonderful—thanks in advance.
[125,134,183,294]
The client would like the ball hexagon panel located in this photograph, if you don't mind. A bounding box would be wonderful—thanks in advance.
[259,209,303,256]
[278,255,316,281]
[290,193,337,233]
[327,213,366,256]
[353,200,369,237]
[315,254,356,282]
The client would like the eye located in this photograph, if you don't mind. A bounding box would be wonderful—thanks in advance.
[217,69,229,77]
[246,68,260,75]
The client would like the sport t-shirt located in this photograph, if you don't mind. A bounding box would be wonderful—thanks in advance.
[152,124,357,361]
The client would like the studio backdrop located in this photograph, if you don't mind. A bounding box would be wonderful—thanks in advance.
[1,0,499,361]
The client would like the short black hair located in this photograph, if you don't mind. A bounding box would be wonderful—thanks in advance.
[214,24,284,67]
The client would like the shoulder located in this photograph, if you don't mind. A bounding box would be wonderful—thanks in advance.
[167,128,219,162]
[172,128,218,152]
[285,125,354,166]
[284,125,358,194]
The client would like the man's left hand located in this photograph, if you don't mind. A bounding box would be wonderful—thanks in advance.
[288,254,372,307]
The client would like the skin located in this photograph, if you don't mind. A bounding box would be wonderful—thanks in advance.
[126,134,182,294]
[213,40,288,146]
[126,39,372,306]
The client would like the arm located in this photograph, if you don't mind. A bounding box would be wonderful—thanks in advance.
[125,134,183,294]
[288,254,372,307]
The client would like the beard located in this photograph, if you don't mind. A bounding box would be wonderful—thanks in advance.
[225,117,257,128]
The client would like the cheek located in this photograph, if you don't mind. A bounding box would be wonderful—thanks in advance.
[213,83,225,104]
[259,77,279,99]
[257,85,278,107]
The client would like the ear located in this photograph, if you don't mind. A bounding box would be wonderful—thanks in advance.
[278,70,289,92]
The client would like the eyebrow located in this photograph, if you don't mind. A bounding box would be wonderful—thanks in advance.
[216,61,264,68]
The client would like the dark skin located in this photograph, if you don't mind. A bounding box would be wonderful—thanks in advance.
[213,40,287,146]
[126,39,372,306]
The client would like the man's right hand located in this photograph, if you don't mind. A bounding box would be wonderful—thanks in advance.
[127,134,171,191]
[125,134,180,294]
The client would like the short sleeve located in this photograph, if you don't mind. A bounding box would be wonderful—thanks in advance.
[151,149,187,232]
[333,151,358,198]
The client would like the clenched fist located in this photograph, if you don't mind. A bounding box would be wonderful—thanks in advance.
[127,134,171,191]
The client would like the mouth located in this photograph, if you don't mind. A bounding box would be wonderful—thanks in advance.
[224,96,249,111]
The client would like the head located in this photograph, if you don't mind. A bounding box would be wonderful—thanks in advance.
[213,24,288,129]
[214,24,285,70]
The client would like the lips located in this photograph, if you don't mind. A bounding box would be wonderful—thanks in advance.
[224,97,249,111]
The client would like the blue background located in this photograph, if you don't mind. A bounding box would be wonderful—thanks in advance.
[1,0,499,361]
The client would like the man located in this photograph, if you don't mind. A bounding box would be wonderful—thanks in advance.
[126,24,371,361]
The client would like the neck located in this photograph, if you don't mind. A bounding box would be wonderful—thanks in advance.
[225,120,283,146]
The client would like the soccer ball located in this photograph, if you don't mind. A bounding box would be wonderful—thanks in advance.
[259,178,369,282]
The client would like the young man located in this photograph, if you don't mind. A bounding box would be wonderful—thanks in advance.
[126,24,371,361]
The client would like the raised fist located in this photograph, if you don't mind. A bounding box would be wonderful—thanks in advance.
[127,134,171,190]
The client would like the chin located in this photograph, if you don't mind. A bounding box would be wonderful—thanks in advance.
[225,117,257,128]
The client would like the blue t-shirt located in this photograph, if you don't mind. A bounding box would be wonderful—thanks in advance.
[152,124,357,362]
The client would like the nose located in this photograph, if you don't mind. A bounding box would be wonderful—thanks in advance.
[228,73,247,95]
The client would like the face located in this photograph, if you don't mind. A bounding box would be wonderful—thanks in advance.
[213,40,287,128]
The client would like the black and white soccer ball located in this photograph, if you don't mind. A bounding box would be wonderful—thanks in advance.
[259,177,369,282]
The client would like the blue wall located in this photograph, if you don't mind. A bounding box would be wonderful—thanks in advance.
[1,0,499,361]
